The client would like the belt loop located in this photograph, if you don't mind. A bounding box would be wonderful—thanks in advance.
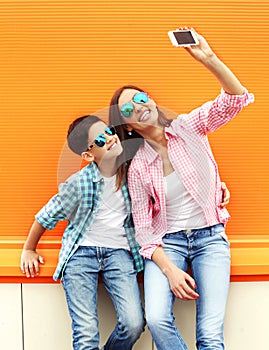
[210,224,214,236]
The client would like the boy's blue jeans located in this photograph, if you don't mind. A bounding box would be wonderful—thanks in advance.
[62,246,145,350]
[144,224,230,350]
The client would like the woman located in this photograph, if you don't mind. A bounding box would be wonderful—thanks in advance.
[109,29,254,349]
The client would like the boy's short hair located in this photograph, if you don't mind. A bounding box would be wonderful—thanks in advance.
[67,115,102,155]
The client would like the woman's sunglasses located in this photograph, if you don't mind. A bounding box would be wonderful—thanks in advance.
[88,125,116,150]
[120,92,149,118]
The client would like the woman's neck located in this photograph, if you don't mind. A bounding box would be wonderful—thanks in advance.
[139,125,167,151]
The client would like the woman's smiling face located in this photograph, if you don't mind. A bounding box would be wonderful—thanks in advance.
[118,89,159,131]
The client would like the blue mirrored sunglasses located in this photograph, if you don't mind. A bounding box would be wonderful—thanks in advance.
[88,125,116,149]
[120,92,149,118]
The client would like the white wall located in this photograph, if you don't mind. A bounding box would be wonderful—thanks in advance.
[0,284,23,350]
[0,282,268,350]
[224,282,269,350]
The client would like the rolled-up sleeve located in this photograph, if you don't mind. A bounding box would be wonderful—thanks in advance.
[35,175,79,230]
[139,243,162,260]
[178,88,255,135]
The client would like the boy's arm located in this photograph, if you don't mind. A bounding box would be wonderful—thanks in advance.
[20,220,46,278]
[220,181,230,208]
[20,173,80,277]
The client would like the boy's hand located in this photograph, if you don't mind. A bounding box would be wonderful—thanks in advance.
[20,249,44,278]
[220,181,230,208]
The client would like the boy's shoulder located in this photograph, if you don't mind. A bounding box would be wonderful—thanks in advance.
[78,162,99,177]
[62,162,101,185]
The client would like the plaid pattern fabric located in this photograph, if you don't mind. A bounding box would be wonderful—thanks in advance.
[128,89,254,259]
[36,162,143,281]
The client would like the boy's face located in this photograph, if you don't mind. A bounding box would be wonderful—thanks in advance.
[87,121,123,163]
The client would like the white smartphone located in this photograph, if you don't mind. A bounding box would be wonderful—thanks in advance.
[168,29,199,47]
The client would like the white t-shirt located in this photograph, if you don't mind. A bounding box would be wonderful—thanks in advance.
[165,171,207,233]
[80,175,129,249]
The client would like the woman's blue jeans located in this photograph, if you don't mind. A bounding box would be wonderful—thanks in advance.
[62,246,145,350]
[144,224,230,350]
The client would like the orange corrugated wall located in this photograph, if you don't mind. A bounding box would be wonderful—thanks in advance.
[0,0,268,239]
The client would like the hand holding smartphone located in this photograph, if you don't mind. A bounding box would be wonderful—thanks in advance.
[168,29,199,47]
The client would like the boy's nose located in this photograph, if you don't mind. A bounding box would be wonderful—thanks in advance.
[105,133,114,142]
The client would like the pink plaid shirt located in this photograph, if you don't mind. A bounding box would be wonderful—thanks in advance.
[128,89,254,259]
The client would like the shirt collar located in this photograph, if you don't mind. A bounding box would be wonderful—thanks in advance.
[165,121,177,137]
[141,124,176,164]
[142,141,159,164]
[84,162,103,182]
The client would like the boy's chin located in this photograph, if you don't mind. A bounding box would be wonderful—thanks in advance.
[107,144,123,157]
[114,144,123,156]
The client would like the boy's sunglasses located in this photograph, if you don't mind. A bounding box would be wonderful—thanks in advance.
[87,125,116,150]
[120,92,149,118]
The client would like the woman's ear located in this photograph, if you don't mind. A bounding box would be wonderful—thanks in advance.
[81,150,95,163]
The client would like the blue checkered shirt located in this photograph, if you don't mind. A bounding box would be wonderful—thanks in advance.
[35,162,144,281]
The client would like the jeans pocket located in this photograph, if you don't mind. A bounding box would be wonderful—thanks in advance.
[211,224,229,244]
[218,230,230,244]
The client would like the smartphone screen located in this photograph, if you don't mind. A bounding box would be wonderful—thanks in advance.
[173,31,197,45]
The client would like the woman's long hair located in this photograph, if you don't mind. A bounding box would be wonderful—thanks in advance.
[109,85,173,189]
